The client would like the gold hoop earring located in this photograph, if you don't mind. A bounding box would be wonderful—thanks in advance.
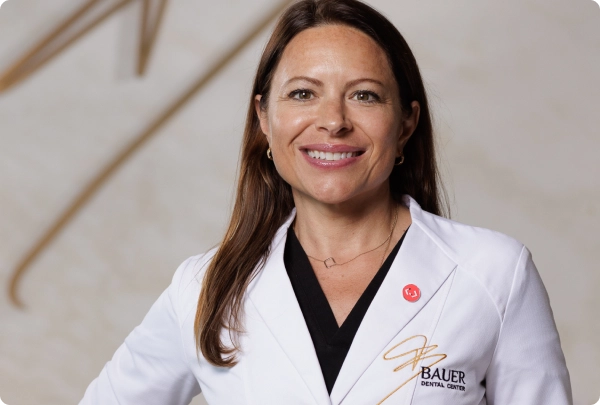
[394,154,404,166]
[266,147,273,160]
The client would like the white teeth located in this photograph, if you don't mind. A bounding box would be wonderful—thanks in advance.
[306,150,358,161]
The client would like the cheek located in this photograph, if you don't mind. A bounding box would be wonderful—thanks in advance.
[268,106,313,146]
[355,112,401,150]
[266,107,309,181]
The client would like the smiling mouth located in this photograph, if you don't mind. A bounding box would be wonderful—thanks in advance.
[306,150,362,161]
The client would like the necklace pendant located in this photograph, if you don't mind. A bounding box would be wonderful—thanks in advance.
[324,257,337,268]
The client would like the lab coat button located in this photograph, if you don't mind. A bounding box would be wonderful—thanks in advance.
[403,284,421,302]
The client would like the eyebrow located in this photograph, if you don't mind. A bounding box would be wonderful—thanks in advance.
[284,76,323,87]
[283,76,385,88]
[346,78,385,88]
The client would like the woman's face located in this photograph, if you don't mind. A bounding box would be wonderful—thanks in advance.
[256,24,419,207]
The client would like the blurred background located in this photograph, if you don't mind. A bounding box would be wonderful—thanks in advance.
[0,0,598,404]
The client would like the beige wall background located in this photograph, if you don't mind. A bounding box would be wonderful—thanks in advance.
[0,0,598,404]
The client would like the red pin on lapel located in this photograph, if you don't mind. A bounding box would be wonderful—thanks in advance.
[403,284,421,302]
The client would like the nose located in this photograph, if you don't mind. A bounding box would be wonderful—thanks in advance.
[315,96,352,136]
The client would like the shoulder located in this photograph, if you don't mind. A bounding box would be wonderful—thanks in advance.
[414,208,525,270]
[406,195,524,264]
[409,200,528,320]
[172,247,218,289]
[169,247,219,324]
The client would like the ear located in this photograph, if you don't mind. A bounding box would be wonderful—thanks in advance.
[254,94,270,141]
[397,101,420,157]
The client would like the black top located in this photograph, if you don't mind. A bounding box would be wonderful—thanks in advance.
[283,226,408,394]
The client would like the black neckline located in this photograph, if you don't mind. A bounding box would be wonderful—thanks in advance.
[284,225,409,393]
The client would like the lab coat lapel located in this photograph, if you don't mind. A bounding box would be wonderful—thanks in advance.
[247,209,331,405]
[330,197,457,405]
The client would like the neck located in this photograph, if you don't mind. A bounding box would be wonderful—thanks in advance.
[292,189,411,263]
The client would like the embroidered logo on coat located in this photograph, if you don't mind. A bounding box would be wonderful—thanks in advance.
[377,335,447,404]
[421,366,466,391]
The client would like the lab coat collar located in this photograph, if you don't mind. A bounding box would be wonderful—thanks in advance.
[247,195,457,405]
[246,209,332,404]
[330,196,457,404]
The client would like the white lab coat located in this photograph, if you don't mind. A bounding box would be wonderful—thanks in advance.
[79,195,572,405]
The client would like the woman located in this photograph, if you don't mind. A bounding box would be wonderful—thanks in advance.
[80,0,572,404]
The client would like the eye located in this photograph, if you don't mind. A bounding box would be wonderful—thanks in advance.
[289,89,314,101]
[353,90,380,103]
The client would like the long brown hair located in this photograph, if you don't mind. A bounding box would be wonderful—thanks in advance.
[194,0,448,367]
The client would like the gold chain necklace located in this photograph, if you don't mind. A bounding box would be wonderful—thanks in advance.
[301,206,399,269]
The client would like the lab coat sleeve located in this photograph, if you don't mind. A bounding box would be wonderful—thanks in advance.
[79,257,202,405]
[485,246,573,405]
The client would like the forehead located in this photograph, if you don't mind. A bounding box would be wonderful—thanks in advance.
[274,24,394,83]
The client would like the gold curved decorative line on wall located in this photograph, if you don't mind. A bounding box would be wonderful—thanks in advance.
[8,0,292,307]
[0,0,169,92]
[138,0,169,76]
[2,0,129,91]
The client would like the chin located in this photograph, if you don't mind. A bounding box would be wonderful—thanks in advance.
[306,181,390,207]
[308,187,362,206]
[292,178,386,206]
